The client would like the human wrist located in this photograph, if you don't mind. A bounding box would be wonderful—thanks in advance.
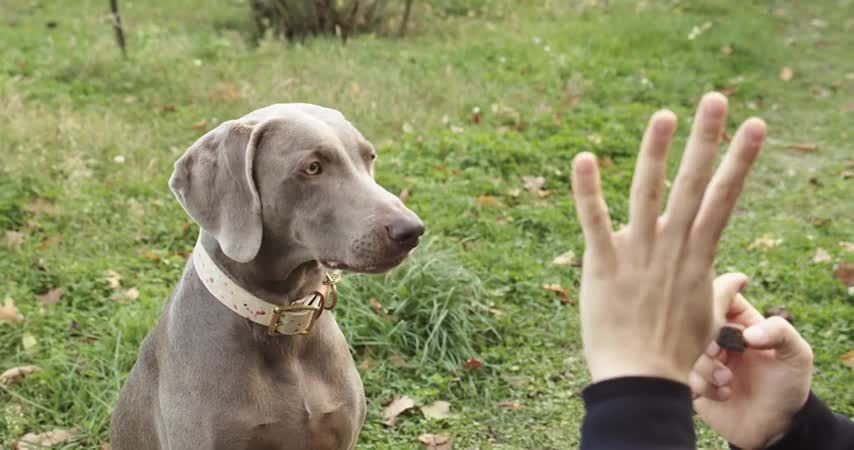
[587,355,691,385]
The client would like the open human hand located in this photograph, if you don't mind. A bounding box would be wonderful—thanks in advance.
[571,92,766,384]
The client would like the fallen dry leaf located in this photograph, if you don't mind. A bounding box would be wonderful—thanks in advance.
[358,358,374,370]
[399,188,411,203]
[779,66,793,81]
[838,242,854,253]
[213,81,241,100]
[720,45,733,56]
[463,357,483,370]
[22,333,38,351]
[15,428,76,449]
[24,198,58,215]
[552,250,579,266]
[841,350,854,368]
[832,262,854,287]
[471,107,481,124]
[543,283,571,304]
[497,400,522,410]
[421,401,452,420]
[369,298,383,313]
[748,234,782,250]
[104,270,122,289]
[522,175,545,193]
[813,248,832,263]
[475,195,499,207]
[1,296,24,324]
[418,433,453,450]
[191,119,208,130]
[5,230,26,247]
[383,395,416,426]
[124,287,140,301]
[389,353,414,369]
[788,143,819,152]
[38,287,64,306]
[507,188,521,198]
[0,365,41,386]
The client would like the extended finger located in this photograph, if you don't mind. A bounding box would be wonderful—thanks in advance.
[572,153,615,259]
[628,110,677,253]
[690,118,766,261]
[662,92,728,237]
[726,293,765,328]
[712,272,749,328]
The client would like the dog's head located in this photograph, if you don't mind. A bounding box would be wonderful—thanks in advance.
[169,103,424,273]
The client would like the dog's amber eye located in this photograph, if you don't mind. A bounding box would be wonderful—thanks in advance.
[304,161,322,175]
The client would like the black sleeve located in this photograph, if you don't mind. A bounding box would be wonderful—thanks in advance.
[581,377,695,450]
[731,391,854,450]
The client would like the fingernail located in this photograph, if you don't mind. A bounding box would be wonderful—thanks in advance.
[713,368,731,386]
[744,326,764,343]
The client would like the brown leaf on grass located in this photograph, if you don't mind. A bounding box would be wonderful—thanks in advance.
[191,119,208,130]
[160,104,177,113]
[1,297,24,324]
[418,433,453,450]
[721,130,733,142]
[839,242,854,252]
[497,400,522,410]
[748,234,782,250]
[507,188,521,198]
[841,350,854,368]
[720,45,733,56]
[24,198,58,215]
[551,250,579,266]
[463,357,483,370]
[15,428,76,449]
[543,283,572,304]
[383,395,416,426]
[113,287,140,304]
[788,143,819,152]
[5,230,26,247]
[475,195,499,207]
[104,270,122,289]
[0,365,41,386]
[832,262,854,287]
[597,155,614,168]
[420,401,452,420]
[369,298,383,313]
[779,67,793,81]
[399,188,411,203]
[561,79,583,109]
[38,287,64,306]
[213,81,241,100]
[471,107,481,124]
[389,353,414,369]
[358,358,374,370]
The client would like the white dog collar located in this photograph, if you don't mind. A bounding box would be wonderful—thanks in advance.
[193,239,339,336]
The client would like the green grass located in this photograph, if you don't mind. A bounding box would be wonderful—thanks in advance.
[1,0,852,448]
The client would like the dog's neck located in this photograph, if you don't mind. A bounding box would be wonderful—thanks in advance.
[199,231,324,306]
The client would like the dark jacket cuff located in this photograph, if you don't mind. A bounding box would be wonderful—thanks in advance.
[581,377,695,450]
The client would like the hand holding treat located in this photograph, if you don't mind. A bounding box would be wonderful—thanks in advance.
[690,291,814,449]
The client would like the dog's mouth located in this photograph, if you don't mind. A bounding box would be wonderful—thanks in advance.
[320,252,410,274]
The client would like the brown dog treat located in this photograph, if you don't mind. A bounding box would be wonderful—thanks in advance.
[717,326,746,352]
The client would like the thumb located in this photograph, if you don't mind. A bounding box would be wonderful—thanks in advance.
[712,272,749,325]
[743,316,813,362]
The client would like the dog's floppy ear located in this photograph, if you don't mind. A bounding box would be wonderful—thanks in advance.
[169,119,269,263]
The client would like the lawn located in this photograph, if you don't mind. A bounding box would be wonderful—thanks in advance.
[1,0,852,448]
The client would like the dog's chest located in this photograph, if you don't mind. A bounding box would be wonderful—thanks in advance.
[246,352,366,449]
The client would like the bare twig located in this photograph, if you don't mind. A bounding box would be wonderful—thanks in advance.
[398,0,414,37]
[109,0,126,57]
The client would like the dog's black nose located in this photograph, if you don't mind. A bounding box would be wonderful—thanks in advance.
[386,218,425,245]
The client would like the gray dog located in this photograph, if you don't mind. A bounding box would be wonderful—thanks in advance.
[111,104,424,450]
